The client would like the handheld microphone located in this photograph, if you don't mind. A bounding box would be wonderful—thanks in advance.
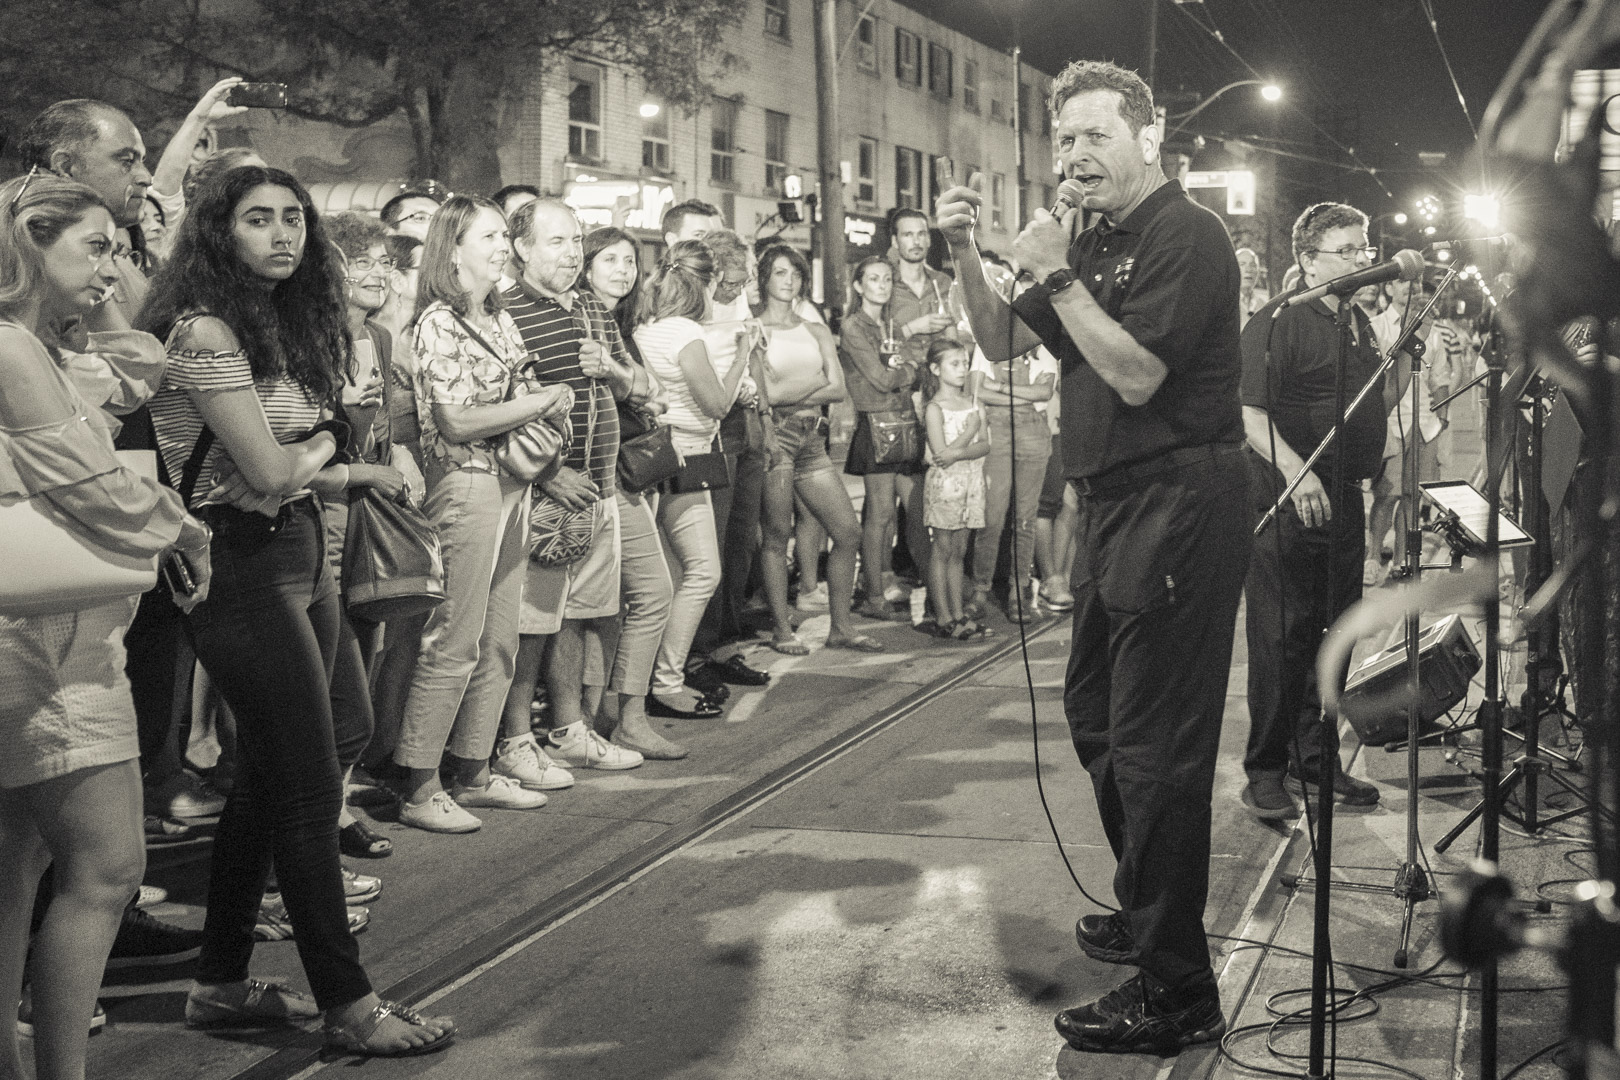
[1427,235,1510,256]
[1049,178,1088,216]
[1283,248,1424,308]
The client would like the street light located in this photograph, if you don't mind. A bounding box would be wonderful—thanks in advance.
[1165,80,1282,134]
[639,102,660,119]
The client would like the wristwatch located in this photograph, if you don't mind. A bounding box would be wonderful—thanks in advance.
[1043,267,1078,295]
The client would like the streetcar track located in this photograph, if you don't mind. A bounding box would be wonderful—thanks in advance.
[229,624,1055,1080]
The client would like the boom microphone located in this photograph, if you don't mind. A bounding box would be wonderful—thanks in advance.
[1050,178,1089,216]
[1427,235,1510,256]
[1284,248,1425,308]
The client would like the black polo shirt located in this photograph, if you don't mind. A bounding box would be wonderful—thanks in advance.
[1012,180,1244,479]
[1239,293,1385,484]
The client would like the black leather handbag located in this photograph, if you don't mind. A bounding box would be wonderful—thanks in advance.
[865,408,923,466]
[667,447,731,493]
[342,488,446,621]
[616,404,681,493]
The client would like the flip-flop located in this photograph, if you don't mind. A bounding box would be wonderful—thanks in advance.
[826,634,886,653]
[770,635,811,656]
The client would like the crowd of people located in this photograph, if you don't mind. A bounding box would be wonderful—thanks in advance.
[0,73,1089,1078]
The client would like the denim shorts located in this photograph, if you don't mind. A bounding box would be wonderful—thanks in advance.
[768,407,836,478]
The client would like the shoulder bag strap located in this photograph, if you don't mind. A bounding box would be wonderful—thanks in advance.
[177,426,216,509]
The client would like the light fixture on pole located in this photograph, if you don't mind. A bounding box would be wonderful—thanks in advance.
[1165,79,1282,135]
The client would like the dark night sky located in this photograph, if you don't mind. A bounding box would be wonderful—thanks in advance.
[902,0,1553,213]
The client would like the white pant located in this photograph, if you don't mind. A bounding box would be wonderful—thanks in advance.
[650,488,720,698]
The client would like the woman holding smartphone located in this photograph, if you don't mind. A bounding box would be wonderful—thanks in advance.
[139,165,453,1056]
[0,173,211,1080]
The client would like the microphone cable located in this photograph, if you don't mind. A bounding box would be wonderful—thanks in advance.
[1001,260,1117,914]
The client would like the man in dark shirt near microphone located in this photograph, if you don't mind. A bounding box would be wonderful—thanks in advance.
[1240,203,1394,821]
[938,59,1250,1054]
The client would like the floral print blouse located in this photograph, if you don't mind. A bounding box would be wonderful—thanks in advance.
[412,300,529,475]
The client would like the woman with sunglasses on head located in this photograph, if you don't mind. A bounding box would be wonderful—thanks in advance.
[390,196,572,834]
[0,172,211,1080]
[138,165,453,1057]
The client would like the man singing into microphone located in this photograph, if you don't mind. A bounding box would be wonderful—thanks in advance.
[937,59,1250,1053]
[1240,203,1387,822]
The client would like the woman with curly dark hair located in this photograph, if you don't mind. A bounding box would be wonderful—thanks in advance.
[138,166,454,1057]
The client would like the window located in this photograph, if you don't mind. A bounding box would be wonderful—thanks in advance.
[857,136,877,204]
[765,0,788,39]
[1019,180,1031,227]
[990,98,1006,123]
[1018,81,1031,133]
[855,14,877,71]
[567,61,603,162]
[711,97,738,184]
[927,42,952,99]
[895,146,922,210]
[963,60,979,112]
[765,110,790,193]
[895,28,921,86]
[1018,82,1050,135]
[990,173,1005,230]
[642,100,670,173]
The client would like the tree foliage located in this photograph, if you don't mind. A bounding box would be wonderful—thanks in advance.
[1,0,741,191]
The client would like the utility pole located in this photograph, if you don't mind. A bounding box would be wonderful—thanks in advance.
[1012,44,1024,229]
[814,0,847,316]
[1144,0,1158,92]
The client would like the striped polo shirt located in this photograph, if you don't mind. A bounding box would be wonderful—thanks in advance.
[502,282,619,499]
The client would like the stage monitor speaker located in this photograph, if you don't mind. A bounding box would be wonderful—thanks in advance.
[1340,614,1481,746]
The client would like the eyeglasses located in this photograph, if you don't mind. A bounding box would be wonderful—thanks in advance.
[87,241,131,268]
[396,210,435,227]
[8,165,41,216]
[349,255,396,274]
[1306,244,1377,261]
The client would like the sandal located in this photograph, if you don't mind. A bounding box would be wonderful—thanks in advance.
[323,999,455,1059]
[339,819,394,859]
[770,635,811,656]
[825,634,886,653]
[853,598,904,621]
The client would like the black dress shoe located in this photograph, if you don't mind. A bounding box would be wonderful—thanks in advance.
[1075,911,1136,965]
[683,665,732,702]
[711,655,771,686]
[1055,973,1224,1055]
[647,695,724,720]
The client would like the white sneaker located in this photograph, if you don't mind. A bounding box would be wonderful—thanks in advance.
[136,884,168,909]
[794,581,829,612]
[547,722,644,771]
[146,770,227,819]
[493,732,575,791]
[450,774,548,810]
[341,867,381,905]
[399,790,481,833]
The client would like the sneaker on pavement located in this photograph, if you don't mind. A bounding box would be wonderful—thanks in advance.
[1055,973,1225,1054]
[1075,911,1137,965]
[1241,775,1301,821]
[398,790,481,833]
[254,895,369,941]
[17,989,104,1038]
[1286,769,1381,807]
[146,770,227,819]
[547,722,643,770]
[794,581,829,612]
[136,884,168,909]
[107,906,202,969]
[451,774,547,810]
[494,732,575,791]
[185,977,319,1028]
[341,867,382,905]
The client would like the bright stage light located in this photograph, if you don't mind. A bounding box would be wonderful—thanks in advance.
[1464,193,1501,230]
[1393,212,1408,225]
[1261,84,1282,102]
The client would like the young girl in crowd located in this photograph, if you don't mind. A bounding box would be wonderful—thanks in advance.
[138,165,453,1056]
[921,340,990,640]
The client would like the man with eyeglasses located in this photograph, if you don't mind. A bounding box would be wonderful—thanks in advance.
[380,188,445,242]
[1239,202,1387,823]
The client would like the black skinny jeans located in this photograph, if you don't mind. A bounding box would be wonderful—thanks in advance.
[1064,445,1251,996]
[184,497,371,1010]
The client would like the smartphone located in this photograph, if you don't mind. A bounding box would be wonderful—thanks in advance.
[162,550,198,598]
[933,156,955,192]
[226,82,288,109]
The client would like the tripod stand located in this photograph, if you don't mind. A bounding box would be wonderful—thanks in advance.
[1435,379,1602,850]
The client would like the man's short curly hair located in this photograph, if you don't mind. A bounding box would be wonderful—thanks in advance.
[1048,60,1154,134]
[1291,202,1369,261]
